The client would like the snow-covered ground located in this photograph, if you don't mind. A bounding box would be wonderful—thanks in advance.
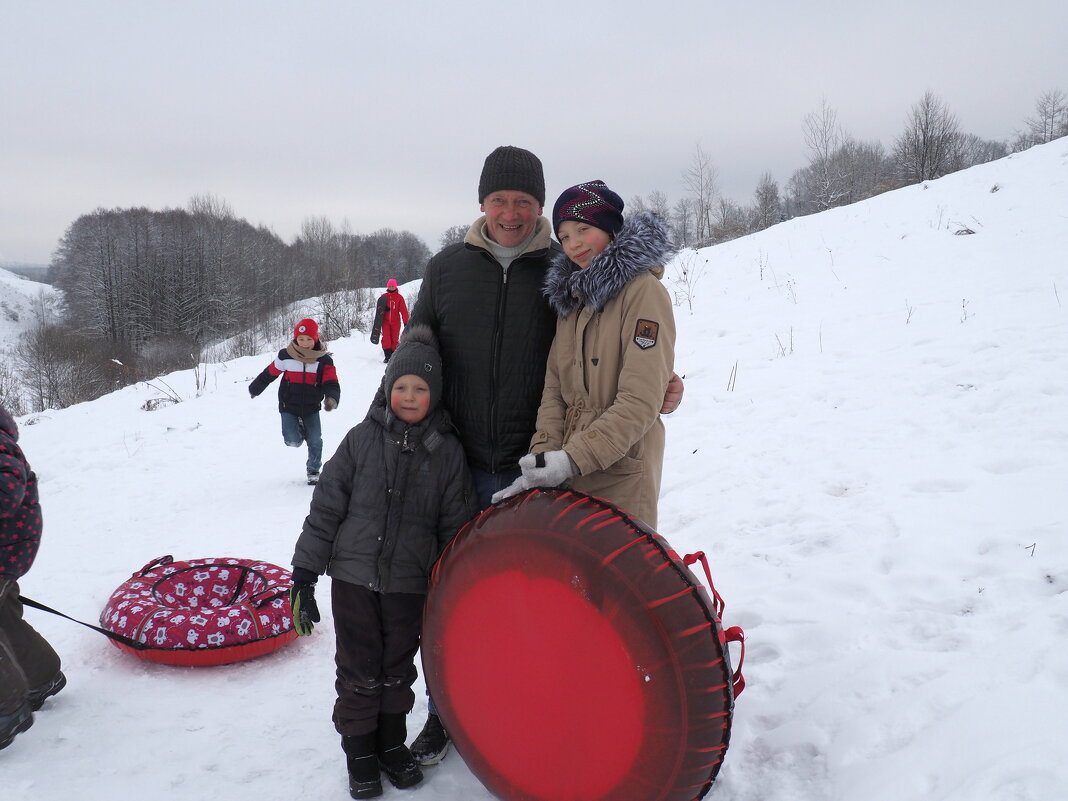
[5,140,1067,800]
[0,266,56,344]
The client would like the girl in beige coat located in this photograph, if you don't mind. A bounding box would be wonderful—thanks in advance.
[493,180,675,528]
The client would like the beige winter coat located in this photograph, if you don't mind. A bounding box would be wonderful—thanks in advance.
[530,212,675,528]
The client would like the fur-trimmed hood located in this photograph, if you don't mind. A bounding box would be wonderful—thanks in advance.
[544,211,674,317]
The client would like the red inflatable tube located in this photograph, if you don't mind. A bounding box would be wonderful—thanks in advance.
[100,555,298,667]
[422,489,743,801]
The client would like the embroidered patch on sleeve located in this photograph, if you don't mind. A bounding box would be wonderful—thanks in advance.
[633,319,660,350]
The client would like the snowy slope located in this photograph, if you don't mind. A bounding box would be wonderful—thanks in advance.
[5,140,1068,801]
[0,266,56,343]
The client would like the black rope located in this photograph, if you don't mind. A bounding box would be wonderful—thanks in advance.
[18,595,148,651]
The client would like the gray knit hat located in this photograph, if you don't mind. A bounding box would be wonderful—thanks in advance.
[384,324,443,413]
[478,146,546,205]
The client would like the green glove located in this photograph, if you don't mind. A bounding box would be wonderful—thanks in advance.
[290,582,320,636]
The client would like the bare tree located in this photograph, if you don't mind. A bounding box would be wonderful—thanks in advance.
[670,197,696,248]
[752,172,783,231]
[711,198,748,243]
[801,98,851,210]
[682,144,718,246]
[893,91,962,183]
[1025,89,1068,145]
[439,224,469,250]
[626,190,670,223]
[953,133,1008,169]
[647,190,671,222]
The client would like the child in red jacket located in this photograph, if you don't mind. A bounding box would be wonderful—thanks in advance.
[249,318,341,484]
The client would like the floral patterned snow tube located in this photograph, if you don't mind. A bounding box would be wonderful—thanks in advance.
[100,555,298,666]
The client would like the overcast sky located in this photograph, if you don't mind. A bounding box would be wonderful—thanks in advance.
[3,0,1066,264]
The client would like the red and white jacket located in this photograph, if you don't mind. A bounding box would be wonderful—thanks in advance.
[249,343,340,416]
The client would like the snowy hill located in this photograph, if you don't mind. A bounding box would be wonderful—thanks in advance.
[0,266,57,343]
[7,140,1068,801]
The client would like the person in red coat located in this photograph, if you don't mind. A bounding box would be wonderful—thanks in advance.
[371,279,410,363]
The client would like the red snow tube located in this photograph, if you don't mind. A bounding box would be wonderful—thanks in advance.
[423,489,745,801]
[100,555,298,666]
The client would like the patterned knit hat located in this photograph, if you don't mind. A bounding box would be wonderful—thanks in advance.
[384,324,443,414]
[293,318,319,341]
[552,180,625,238]
[478,146,546,205]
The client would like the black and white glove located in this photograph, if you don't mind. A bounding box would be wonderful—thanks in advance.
[491,450,576,504]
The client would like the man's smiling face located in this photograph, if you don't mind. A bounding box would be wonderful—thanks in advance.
[480,190,542,248]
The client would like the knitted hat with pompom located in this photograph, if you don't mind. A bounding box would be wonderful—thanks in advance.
[383,324,443,414]
[293,318,319,341]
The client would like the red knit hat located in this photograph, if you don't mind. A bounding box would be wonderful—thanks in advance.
[387,279,398,290]
[293,318,319,340]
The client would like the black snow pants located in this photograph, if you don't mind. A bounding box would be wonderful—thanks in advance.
[331,579,424,737]
[0,579,62,714]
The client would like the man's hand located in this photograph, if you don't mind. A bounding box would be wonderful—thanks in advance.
[660,372,684,414]
[324,397,338,411]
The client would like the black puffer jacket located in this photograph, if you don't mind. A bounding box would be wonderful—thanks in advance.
[292,400,475,594]
[408,218,559,474]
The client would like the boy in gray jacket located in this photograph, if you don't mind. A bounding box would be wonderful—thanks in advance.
[289,325,475,799]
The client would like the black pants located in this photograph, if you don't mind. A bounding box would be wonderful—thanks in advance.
[0,579,61,714]
[331,580,424,736]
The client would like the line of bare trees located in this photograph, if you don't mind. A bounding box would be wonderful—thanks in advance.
[632,88,1067,250]
[1,195,431,415]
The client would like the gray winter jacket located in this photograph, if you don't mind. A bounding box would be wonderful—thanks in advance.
[292,401,476,594]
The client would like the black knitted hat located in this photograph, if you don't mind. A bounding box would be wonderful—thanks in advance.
[478,146,546,205]
[552,180,625,238]
[384,324,443,414]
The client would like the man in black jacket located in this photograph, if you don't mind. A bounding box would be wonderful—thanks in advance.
[407,146,683,764]
[408,145,558,512]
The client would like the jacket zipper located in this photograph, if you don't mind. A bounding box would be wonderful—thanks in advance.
[488,255,508,473]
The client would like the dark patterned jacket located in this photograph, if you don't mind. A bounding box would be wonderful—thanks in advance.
[408,217,559,474]
[0,405,44,581]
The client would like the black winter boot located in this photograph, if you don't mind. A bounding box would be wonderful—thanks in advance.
[376,713,423,789]
[0,701,33,751]
[28,671,66,711]
[342,733,383,799]
[411,712,450,765]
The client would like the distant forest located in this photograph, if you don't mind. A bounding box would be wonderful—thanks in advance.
[49,195,429,351]
[3,197,431,415]
[2,88,1064,416]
